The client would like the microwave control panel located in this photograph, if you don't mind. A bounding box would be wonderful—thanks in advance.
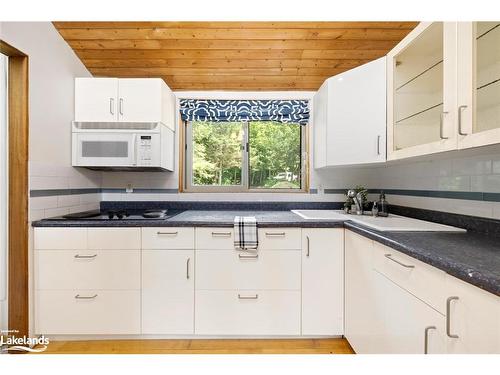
[137,134,159,166]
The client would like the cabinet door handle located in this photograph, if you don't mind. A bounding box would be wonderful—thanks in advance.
[186,257,190,280]
[458,105,468,135]
[440,111,449,139]
[265,232,285,237]
[119,98,124,116]
[384,254,415,268]
[157,231,178,236]
[238,253,258,259]
[377,135,381,155]
[75,294,98,300]
[424,326,436,354]
[446,296,460,338]
[109,98,114,115]
[238,294,258,300]
[306,235,310,257]
[211,231,231,237]
[74,254,97,259]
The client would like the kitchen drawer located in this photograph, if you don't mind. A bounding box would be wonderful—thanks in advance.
[88,228,141,250]
[195,250,301,290]
[373,242,446,314]
[142,227,195,249]
[258,228,301,250]
[196,227,234,249]
[195,290,301,335]
[34,228,87,250]
[35,250,140,290]
[35,290,140,334]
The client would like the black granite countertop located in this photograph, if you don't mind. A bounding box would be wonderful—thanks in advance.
[32,209,500,296]
[345,222,500,296]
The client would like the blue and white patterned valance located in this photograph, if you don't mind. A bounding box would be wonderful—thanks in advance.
[179,99,310,125]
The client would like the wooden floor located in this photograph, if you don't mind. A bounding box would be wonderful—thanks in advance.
[39,338,354,354]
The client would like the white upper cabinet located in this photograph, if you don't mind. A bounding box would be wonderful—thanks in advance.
[75,78,119,123]
[457,22,500,149]
[388,21,500,160]
[313,57,386,168]
[387,22,458,160]
[75,77,176,130]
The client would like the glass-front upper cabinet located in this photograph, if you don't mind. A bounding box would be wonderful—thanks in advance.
[387,22,458,160]
[457,22,500,149]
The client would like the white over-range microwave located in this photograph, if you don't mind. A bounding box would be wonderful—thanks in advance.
[72,122,174,171]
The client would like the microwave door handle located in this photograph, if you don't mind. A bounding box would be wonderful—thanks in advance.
[132,134,137,166]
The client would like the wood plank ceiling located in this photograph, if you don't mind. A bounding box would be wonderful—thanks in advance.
[53,22,418,91]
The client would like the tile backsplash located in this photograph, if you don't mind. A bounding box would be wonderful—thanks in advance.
[30,150,500,220]
[29,162,101,221]
[365,151,500,219]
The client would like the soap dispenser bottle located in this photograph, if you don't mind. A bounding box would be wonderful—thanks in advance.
[378,191,389,217]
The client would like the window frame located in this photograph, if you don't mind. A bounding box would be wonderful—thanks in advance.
[183,120,308,193]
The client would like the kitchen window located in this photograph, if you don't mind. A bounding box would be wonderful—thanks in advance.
[184,120,306,192]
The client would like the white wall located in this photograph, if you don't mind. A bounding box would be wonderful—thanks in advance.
[0,22,101,219]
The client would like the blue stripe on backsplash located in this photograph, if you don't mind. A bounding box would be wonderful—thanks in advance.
[29,188,101,197]
[29,187,500,202]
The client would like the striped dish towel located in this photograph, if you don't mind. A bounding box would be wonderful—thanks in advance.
[234,216,258,250]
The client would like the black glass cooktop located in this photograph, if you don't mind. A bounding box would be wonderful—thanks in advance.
[42,209,184,221]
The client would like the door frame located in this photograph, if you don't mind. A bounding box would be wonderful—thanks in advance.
[0,40,29,338]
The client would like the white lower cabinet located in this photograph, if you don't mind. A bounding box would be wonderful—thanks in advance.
[346,231,446,353]
[301,228,344,335]
[34,228,141,335]
[195,290,301,335]
[374,270,446,354]
[35,290,140,335]
[445,275,500,353]
[142,250,194,334]
[345,229,499,354]
[345,231,384,353]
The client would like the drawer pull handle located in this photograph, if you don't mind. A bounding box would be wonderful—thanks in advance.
[424,326,436,354]
[157,231,178,236]
[238,253,258,259]
[74,254,97,259]
[306,235,310,257]
[212,232,231,237]
[186,257,191,280]
[384,254,415,268]
[446,296,460,338]
[265,232,286,237]
[75,294,98,300]
[238,294,258,300]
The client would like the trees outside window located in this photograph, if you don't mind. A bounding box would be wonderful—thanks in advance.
[186,120,304,191]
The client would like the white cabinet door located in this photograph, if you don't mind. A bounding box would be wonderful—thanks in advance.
[142,250,194,334]
[313,57,386,168]
[75,78,118,122]
[387,22,458,160]
[345,231,386,353]
[376,271,447,354]
[445,275,500,353]
[301,228,344,335]
[118,78,163,123]
[312,81,328,169]
[457,22,500,149]
[326,57,387,166]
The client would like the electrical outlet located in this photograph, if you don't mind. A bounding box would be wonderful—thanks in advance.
[125,183,133,193]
